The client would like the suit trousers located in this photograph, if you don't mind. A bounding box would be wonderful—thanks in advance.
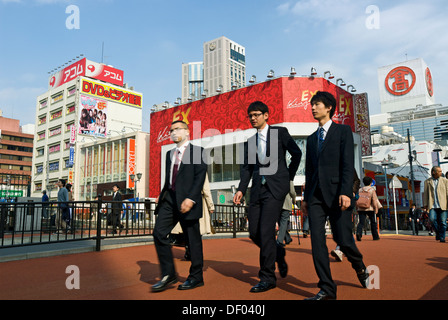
[153,190,203,281]
[308,187,365,297]
[248,184,284,284]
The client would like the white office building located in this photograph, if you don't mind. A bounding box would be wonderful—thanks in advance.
[203,36,246,95]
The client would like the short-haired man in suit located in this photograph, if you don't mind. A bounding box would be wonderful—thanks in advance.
[233,101,302,293]
[151,120,207,292]
[302,91,369,300]
[111,184,123,234]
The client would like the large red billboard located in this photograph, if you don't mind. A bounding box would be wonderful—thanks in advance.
[48,58,124,89]
[149,77,356,197]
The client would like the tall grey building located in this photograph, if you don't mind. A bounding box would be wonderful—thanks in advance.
[181,62,204,103]
[203,36,246,96]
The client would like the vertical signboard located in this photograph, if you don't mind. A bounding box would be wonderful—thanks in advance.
[127,138,136,189]
[354,93,372,156]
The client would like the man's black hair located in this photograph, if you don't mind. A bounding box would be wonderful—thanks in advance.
[171,120,189,129]
[247,101,269,115]
[310,91,337,118]
[362,176,373,187]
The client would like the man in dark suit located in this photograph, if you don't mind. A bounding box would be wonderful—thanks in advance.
[233,101,302,293]
[151,120,207,292]
[302,91,369,300]
[409,204,422,235]
[111,184,123,234]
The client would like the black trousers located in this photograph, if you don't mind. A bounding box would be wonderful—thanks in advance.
[153,190,203,281]
[357,210,380,239]
[248,184,284,284]
[308,187,365,297]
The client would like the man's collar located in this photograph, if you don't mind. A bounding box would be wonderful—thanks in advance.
[319,120,333,132]
[257,124,269,136]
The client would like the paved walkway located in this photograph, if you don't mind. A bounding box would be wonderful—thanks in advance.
[1,230,447,304]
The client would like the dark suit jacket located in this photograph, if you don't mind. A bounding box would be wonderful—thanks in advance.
[304,122,354,209]
[409,208,422,220]
[112,191,122,212]
[237,126,302,204]
[156,143,207,220]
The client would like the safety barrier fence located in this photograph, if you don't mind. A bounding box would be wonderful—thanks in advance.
[0,199,252,250]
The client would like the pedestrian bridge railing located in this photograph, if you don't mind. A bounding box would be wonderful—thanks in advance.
[0,199,251,250]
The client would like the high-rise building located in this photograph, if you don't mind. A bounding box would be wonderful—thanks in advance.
[31,58,144,200]
[0,114,34,199]
[203,36,246,95]
[181,62,204,103]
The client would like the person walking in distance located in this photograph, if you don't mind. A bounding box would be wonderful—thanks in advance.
[423,166,448,242]
[151,120,207,292]
[233,101,302,293]
[355,176,380,241]
[111,184,124,234]
[408,204,422,236]
[302,91,369,300]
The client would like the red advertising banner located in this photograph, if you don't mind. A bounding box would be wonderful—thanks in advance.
[127,138,136,189]
[149,77,355,197]
[48,58,124,89]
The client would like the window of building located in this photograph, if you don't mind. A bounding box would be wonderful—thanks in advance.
[50,109,62,121]
[38,115,47,125]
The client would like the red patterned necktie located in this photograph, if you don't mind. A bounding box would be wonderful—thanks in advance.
[171,149,181,191]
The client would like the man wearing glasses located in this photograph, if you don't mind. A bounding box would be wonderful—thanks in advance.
[151,120,207,292]
[234,101,302,292]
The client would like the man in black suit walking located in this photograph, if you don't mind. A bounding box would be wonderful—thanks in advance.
[302,91,369,300]
[151,120,207,292]
[111,184,123,234]
[233,101,302,293]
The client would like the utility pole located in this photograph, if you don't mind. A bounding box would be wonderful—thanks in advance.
[407,129,416,205]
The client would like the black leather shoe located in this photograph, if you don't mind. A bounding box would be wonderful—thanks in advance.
[177,279,204,290]
[356,268,370,288]
[151,275,178,292]
[304,290,336,300]
[249,281,276,293]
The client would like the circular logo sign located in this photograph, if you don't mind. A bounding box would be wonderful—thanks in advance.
[385,66,416,96]
[425,67,433,97]
[219,194,225,204]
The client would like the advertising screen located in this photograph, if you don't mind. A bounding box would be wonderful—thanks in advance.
[78,94,108,138]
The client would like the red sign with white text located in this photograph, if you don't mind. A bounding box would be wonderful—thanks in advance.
[148,77,356,197]
[48,58,124,89]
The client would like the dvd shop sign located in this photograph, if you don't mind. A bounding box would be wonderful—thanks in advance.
[81,79,142,108]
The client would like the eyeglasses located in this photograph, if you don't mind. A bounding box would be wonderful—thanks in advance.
[170,127,187,133]
[247,113,264,119]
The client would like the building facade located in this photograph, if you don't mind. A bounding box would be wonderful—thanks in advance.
[31,58,143,200]
[181,62,204,103]
[0,115,34,199]
[203,36,246,96]
[378,58,435,114]
[150,76,369,204]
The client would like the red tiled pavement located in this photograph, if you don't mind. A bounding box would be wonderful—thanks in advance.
[0,234,447,300]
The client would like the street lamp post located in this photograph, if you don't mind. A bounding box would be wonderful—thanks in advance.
[381,160,391,230]
[129,173,142,199]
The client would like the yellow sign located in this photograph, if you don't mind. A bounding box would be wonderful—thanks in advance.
[81,78,142,108]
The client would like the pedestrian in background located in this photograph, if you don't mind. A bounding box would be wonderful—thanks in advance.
[356,176,380,241]
[408,204,422,236]
[423,166,448,242]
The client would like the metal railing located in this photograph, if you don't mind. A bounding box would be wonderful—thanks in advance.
[0,198,252,250]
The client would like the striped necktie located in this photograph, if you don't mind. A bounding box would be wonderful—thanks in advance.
[318,127,325,153]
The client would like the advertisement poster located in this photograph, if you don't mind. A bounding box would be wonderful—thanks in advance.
[78,94,108,137]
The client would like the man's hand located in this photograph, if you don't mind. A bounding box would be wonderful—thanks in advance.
[180,198,194,214]
[301,201,308,217]
[339,195,351,211]
[233,191,243,205]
